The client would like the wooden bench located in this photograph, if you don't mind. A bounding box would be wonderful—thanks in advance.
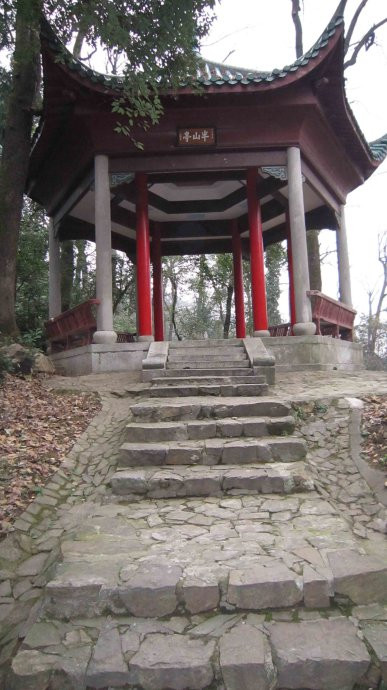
[268,292,356,340]
[269,323,291,337]
[307,290,356,341]
[45,299,136,352]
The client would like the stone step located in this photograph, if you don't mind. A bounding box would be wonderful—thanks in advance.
[130,397,292,422]
[167,359,251,369]
[168,350,248,361]
[147,382,268,398]
[119,436,307,467]
[37,498,387,621]
[164,367,254,378]
[110,461,313,499]
[169,338,244,349]
[13,612,382,690]
[151,374,265,386]
[125,415,295,442]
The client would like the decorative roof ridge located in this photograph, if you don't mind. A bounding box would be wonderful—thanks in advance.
[368,133,387,163]
[196,6,344,86]
[40,7,344,91]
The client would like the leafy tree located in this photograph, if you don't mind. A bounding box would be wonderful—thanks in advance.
[199,254,234,338]
[0,0,216,336]
[265,243,287,325]
[15,199,48,346]
[163,256,196,340]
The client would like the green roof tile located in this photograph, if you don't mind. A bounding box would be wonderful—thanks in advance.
[369,134,387,162]
[40,7,386,166]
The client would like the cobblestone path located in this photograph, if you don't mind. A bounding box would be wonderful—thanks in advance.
[1,364,387,690]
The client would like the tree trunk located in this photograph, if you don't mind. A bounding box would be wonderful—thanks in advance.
[73,29,87,59]
[369,235,387,355]
[306,230,322,292]
[169,276,181,341]
[61,240,74,311]
[75,240,88,292]
[223,283,233,338]
[0,0,42,336]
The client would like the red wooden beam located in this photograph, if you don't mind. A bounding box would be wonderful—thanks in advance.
[152,222,164,342]
[247,168,268,333]
[231,219,246,338]
[135,173,153,338]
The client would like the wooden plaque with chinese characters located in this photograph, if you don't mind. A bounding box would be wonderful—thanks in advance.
[177,128,216,147]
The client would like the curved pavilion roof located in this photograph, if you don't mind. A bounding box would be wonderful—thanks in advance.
[37,8,387,169]
[29,5,387,258]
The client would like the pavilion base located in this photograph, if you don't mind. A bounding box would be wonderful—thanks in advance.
[48,337,364,377]
[49,342,150,376]
[262,335,364,372]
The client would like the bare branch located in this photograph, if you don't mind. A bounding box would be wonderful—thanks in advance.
[291,0,303,58]
[222,50,235,64]
[369,232,387,354]
[201,25,251,48]
[81,46,98,64]
[320,248,336,262]
[344,0,369,55]
[344,17,387,69]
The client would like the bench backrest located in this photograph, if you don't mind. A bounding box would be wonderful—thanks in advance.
[269,323,291,337]
[307,291,356,329]
[45,299,100,339]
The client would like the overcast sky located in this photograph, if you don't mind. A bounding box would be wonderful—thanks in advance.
[200,0,387,320]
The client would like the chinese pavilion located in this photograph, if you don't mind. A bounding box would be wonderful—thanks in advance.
[28,6,387,372]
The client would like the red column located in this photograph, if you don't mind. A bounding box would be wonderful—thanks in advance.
[231,219,246,338]
[286,211,296,328]
[135,172,153,338]
[152,222,164,341]
[247,167,268,333]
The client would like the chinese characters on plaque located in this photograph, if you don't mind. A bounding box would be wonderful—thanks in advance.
[177,127,216,146]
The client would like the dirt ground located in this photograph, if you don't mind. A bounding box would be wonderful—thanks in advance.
[0,374,101,537]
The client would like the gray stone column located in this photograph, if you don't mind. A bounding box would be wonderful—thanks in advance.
[93,154,117,344]
[287,147,316,335]
[48,218,61,318]
[336,204,353,306]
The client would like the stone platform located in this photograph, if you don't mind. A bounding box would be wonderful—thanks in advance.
[50,341,149,376]
[262,334,364,371]
[49,335,364,377]
[2,369,387,689]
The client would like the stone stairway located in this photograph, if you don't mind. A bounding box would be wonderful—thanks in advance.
[9,362,387,689]
[147,339,272,397]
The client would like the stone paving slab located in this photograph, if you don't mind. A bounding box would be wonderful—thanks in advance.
[269,618,370,690]
[168,361,251,372]
[273,370,387,401]
[164,367,255,378]
[40,494,387,619]
[43,369,387,397]
[169,338,243,348]
[119,436,307,467]
[4,368,386,688]
[130,397,292,422]
[168,350,247,360]
[151,374,265,386]
[146,382,268,398]
[10,610,385,690]
[110,461,313,499]
[124,415,295,442]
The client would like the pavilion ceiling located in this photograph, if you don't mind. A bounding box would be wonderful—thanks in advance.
[59,169,337,258]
